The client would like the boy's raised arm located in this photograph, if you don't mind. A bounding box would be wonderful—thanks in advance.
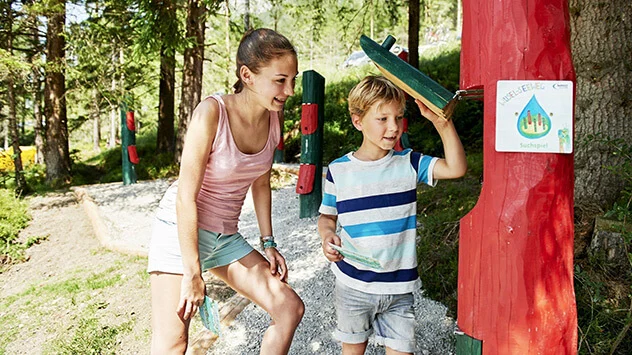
[415,99,467,180]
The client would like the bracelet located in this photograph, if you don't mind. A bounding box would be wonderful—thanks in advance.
[260,235,276,249]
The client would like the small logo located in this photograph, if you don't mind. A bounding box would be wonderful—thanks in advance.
[553,83,570,90]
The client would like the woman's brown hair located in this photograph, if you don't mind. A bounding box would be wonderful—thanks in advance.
[233,28,296,93]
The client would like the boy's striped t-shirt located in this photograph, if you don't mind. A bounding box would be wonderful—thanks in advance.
[319,149,438,295]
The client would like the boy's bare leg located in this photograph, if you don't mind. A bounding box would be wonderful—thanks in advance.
[150,272,190,354]
[211,250,304,355]
[342,342,368,355]
[385,347,412,355]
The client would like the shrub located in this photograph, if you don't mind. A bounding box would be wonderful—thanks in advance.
[0,147,37,172]
[0,189,32,266]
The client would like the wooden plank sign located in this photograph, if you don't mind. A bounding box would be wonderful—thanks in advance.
[360,35,457,120]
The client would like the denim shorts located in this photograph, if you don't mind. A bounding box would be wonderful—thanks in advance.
[334,279,415,353]
[147,217,254,274]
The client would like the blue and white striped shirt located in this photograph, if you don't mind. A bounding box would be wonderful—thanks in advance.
[319,149,438,294]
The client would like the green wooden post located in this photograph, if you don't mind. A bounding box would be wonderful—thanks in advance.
[273,110,284,163]
[455,331,483,355]
[297,70,325,218]
[120,100,138,185]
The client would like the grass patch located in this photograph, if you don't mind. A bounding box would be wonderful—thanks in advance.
[0,256,147,352]
[48,317,133,355]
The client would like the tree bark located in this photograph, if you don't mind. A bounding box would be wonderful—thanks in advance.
[570,0,632,208]
[408,0,420,69]
[6,8,28,194]
[44,0,70,185]
[92,88,101,152]
[176,0,206,164]
[157,44,176,154]
[108,75,117,149]
[26,0,44,165]
[32,71,44,164]
[225,0,231,91]
[244,0,251,31]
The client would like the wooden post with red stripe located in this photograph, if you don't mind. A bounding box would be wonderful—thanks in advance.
[296,70,325,218]
[121,100,138,185]
[456,0,577,353]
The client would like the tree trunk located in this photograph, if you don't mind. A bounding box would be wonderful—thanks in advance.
[108,76,117,148]
[44,0,71,185]
[176,0,206,164]
[244,0,251,31]
[8,76,27,194]
[225,0,231,91]
[570,0,632,209]
[408,0,420,69]
[6,9,28,194]
[32,72,44,164]
[3,119,8,150]
[27,0,44,165]
[92,88,101,152]
[156,44,176,154]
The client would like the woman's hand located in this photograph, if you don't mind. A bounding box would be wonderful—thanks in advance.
[322,234,343,263]
[177,273,206,321]
[264,247,288,282]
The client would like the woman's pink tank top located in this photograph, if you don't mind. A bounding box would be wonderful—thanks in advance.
[156,95,280,234]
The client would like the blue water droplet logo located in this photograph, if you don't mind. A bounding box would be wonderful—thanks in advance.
[517,95,551,139]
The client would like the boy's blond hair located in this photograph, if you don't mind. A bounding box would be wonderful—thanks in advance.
[348,75,406,119]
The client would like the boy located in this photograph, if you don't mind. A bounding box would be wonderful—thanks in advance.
[318,75,467,354]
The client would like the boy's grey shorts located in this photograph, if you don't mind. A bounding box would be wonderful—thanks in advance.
[334,279,415,353]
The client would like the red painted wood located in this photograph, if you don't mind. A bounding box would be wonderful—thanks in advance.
[296,164,316,195]
[458,0,577,354]
[127,145,139,164]
[126,111,135,132]
[301,103,319,135]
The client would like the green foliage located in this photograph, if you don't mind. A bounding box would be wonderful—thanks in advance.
[76,130,179,185]
[574,134,632,355]
[0,189,32,268]
[415,153,483,316]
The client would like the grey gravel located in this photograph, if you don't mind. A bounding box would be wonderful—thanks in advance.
[81,170,456,355]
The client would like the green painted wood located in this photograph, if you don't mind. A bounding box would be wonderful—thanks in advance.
[360,34,457,120]
[273,148,283,163]
[120,101,137,185]
[456,332,483,355]
[299,70,325,218]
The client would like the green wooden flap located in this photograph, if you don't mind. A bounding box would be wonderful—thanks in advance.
[360,35,457,119]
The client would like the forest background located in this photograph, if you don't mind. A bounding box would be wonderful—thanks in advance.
[1,0,631,353]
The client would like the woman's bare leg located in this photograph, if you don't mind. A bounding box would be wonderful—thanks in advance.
[211,250,304,354]
[150,272,190,354]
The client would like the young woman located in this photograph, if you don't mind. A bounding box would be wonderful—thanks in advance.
[147,28,304,354]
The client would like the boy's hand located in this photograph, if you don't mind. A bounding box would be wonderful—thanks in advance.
[322,234,343,262]
[415,99,448,126]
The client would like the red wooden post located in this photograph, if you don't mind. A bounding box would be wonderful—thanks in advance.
[457,0,577,354]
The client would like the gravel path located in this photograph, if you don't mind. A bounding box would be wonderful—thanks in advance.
[80,169,456,354]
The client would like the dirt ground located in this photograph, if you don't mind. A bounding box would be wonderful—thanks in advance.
[0,191,153,353]
[0,190,240,354]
